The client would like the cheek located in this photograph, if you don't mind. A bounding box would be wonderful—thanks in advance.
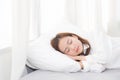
[76,40,83,52]
[67,51,76,56]
[78,40,82,46]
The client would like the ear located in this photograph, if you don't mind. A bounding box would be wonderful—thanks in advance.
[72,35,78,39]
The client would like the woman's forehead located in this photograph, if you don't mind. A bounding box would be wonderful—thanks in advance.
[60,36,71,42]
[59,36,68,44]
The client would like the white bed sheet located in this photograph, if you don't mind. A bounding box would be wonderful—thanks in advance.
[20,69,120,80]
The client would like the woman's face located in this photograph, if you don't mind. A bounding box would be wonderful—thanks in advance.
[58,35,83,56]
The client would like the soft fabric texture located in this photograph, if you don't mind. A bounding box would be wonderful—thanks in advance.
[27,23,120,73]
[27,34,81,72]
[26,23,106,73]
[27,23,91,72]
[20,69,120,80]
[27,23,84,72]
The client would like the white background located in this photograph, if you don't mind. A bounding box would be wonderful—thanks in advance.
[0,0,12,49]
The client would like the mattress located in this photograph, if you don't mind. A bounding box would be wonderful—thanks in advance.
[20,69,120,80]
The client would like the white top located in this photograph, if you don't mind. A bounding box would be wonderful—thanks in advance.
[79,30,113,72]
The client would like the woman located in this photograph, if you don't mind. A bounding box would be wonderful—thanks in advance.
[51,32,120,72]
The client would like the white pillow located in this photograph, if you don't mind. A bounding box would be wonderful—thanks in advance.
[27,23,87,72]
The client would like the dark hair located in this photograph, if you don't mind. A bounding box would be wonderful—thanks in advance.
[51,32,91,56]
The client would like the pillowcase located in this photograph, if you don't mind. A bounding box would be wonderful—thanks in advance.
[27,23,87,72]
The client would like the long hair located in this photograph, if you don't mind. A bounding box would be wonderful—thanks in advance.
[51,32,91,56]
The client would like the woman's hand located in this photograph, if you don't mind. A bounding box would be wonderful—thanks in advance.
[68,55,86,61]
[79,61,84,69]
[67,55,85,69]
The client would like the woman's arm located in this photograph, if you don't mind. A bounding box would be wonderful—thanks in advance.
[81,61,106,73]
[69,55,107,64]
[85,55,107,64]
[68,55,106,72]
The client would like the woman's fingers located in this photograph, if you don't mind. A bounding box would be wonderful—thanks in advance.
[67,55,86,61]
[67,55,80,60]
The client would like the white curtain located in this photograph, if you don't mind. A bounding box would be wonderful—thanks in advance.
[11,0,30,80]
[66,0,120,33]
[11,0,41,79]
[29,0,40,40]
[40,0,66,34]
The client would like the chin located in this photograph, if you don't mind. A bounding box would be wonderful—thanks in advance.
[77,53,80,56]
[76,52,80,56]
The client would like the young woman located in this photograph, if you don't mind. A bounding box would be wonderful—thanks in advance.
[51,32,120,72]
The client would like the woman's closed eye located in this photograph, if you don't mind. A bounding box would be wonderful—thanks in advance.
[67,39,72,45]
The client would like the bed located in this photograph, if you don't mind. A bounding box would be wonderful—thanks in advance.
[20,66,120,80]
[20,25,120,80]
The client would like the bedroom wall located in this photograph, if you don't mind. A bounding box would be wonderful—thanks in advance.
[0,47,11,80]
[107,0,120,37]
[0,0,12,79]
[107,21,120,37]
